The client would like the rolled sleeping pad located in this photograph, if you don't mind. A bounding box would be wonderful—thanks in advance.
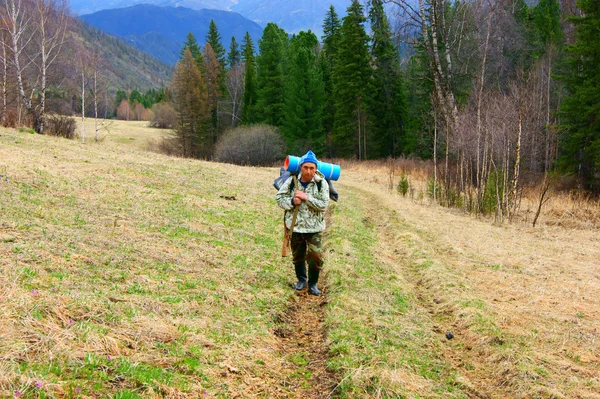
[284,155,341,181]
[284,155,302,174]
[318,161,341,181]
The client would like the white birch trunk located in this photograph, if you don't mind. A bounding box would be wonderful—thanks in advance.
[81,67,85,143]
[93,63,99,142]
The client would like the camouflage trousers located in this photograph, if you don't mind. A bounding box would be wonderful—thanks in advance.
[291,232,324,271]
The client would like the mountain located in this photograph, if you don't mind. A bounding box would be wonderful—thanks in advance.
[69,0,237,16]
[80,5,263,65]
[37,19,171,117]
[230,0,353,37]
[77,21,172,90]
[72,0,368,38]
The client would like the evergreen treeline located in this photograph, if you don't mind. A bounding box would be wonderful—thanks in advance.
[166,2,410,162]
[160,0,599,205]
[3,0,598,201]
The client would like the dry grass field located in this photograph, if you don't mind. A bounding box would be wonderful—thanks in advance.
[1,119,599,398]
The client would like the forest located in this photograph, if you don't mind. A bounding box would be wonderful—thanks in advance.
[1,0,599,213]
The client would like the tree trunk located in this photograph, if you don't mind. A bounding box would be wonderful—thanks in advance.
[81,67,85,143]
[433,110,438,203]
[510,96,523,223]
[476,7,493,206]
[94,64,98,142]
[357,96,361,160]
[1,36,7,125]
[5,0,33,117]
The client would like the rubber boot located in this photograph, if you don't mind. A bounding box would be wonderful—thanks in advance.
[294,262,307,290]
[308,268,321,296]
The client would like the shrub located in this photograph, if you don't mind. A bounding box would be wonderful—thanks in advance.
[214,124,285,166]
[427,177,440,199]
[44,114,76,139]
[116,99,134,120]
[150,102,176,129]
[147,136,182,157]
[397,175,409,196]
[481,171,504,215]
[2,109,18,128]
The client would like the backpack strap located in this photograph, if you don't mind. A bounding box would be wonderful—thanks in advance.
[289,178,322,193]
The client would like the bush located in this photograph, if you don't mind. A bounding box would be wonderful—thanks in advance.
[147,136,182,157]
[214,124,285,166]
[2,109,18,128]
[397,175,409,196]
[44,114,76,139]
[150,102,176,129]
[427,177,440,199]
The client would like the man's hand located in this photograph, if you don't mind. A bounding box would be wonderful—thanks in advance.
[294,190,308,205]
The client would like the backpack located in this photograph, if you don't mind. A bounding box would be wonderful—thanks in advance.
[273,167,338,202]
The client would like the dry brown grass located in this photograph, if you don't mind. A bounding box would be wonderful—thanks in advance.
[340,157,600,230]
[2,122,599,398]
[0,124,315,397]
[335,168,600,398]
[75,118,170,152]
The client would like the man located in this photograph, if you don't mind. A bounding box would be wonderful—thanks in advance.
[276,150,330,295]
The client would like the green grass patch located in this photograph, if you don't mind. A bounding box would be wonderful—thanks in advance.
[325,190,470,398]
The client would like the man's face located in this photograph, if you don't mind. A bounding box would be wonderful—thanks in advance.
[300,162,317,182]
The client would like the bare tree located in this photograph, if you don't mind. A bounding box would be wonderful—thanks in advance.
[86,40,104,142]
[0,0,68,132]
[0,29,9,125]
[34,0,68,133]
[1,0,37,125]
[220,63,244,128]
[389,0,459,134]
[76,47,89,143]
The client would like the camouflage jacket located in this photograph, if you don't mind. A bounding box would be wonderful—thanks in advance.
[275,170,330,233]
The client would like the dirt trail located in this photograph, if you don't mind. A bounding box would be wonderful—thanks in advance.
[273,288,336,398]
[268,170,599,398]
[272,209,337,398]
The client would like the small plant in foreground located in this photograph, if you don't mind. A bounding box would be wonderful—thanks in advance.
[397,175,409,196]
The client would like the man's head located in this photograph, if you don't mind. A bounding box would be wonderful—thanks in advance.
[299,150,318,182]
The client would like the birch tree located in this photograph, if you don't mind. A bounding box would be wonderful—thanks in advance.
[222,63,244,127]
[0,29,9,125]
[34,0,68,133]
[1,0,36,125]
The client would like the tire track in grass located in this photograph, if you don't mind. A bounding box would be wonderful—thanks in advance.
[348,182,502,398]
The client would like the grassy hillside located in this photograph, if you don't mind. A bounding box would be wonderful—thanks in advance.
[77,21,172,91]
[1,122,599,398]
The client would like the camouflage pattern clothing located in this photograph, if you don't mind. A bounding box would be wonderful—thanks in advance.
[292,232,324,271]
[275,170,330,233]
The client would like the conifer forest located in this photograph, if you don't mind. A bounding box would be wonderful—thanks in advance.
[2,0,600,207]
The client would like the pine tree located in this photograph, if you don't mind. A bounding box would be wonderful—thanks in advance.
[255,23,288,127]
[206,20,226,68]
[180,32,201,64]
[129,90,144,106]
[282,31,325,154]
[228,36,241,68]
[172,49,210,158]
[332,0,372,158]
[115,90,127,108]
[241,32,258,124]
[322,5,341,65]
[321,5,341,152]
[203,43,223,146]
[369,0,407,158]
[532,0,563,50]
[558,0,600,192]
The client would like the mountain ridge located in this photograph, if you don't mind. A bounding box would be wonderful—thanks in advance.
[80,4,264,65]
[73,0,358,38]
